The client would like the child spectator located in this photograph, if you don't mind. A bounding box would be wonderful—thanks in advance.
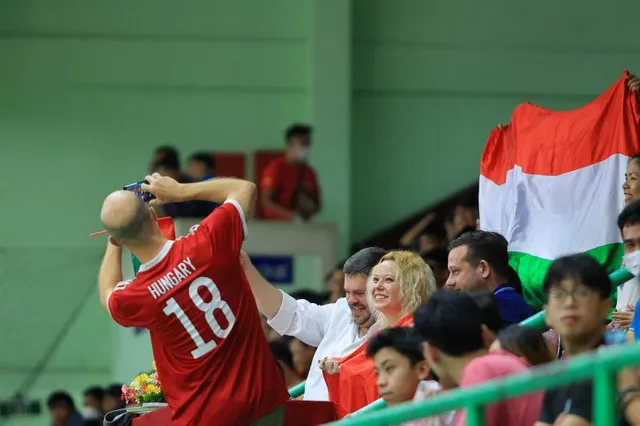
[366,327,454,426]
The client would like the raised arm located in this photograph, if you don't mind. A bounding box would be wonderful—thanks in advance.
[240,251,284,318]
[240,251,334,347]
[98,239,123,311]
[142,174,257,218]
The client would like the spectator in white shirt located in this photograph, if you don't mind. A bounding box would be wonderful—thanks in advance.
[240,247,387,401]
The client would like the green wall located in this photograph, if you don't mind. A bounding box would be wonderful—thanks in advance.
[350,0,640,241]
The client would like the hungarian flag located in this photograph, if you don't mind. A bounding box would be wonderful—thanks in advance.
[480,71,640,308]
[323,315,413,418]
[132,217,176,274]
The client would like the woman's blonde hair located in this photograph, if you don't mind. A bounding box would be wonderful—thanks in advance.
[367,250,437,327]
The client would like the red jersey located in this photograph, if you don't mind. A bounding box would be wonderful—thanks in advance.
[323,315,414,418]
[107,201,288,426]
[260,156,321,220]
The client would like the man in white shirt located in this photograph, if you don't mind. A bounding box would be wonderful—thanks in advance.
[240,247,386,401]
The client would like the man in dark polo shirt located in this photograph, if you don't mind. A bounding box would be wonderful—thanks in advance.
[445,230,533,324]
[259,123,321,221]
[536,254,628,426]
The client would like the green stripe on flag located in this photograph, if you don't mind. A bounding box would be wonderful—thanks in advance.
[132,255,142,275]
[510,243,624,309]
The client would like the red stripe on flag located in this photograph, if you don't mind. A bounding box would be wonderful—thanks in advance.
[481,70,640,185]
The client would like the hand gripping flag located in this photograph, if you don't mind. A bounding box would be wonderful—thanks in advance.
[479,70,640,308]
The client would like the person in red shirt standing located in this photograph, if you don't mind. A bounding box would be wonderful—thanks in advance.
[97,174,288,426]
[260,124,322,221]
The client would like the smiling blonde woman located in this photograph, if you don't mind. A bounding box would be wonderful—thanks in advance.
[367,251,437,328]
[322,250,437,418]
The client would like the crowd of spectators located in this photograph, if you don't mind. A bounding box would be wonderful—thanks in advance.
[46,385,125,426]
[148,146,219,218]
[246,143,640,425]
[47,78,640,425]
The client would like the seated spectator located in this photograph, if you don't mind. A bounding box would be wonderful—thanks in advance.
[537,254,618,426]
[366,327,455,426]
[270,340,304,389]
[81,387,104,421]
[289,337,317,378]
[366,327,431,406]
[47,391,83,426]
[423,249,449,289]
[468,291,506,347]
[446,230,533,324]
[613,200,640,333]
[152,156,217,218]
[415,291,542,426]
[444,198,479,241]
[187,152,216,181]
[399,212,439,252]
[149,145,179,174]
[324,263,346,303]
[321,251,437,417]
[102,385,126,414]
[260,124,321,221]
[490,325,553,367]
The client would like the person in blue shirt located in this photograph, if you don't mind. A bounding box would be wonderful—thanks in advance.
[47,391,84,426]
[152,153,218,218]
[445,230,533,324]
[187,151,216,182]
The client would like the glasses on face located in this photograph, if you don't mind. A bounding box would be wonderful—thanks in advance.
[548,286,594,303]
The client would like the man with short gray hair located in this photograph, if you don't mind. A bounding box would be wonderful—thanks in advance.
[241,246,387,401]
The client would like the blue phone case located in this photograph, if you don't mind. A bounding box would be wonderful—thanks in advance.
[123,180,156,203]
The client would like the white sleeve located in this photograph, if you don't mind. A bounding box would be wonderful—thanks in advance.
[267,290,335,347]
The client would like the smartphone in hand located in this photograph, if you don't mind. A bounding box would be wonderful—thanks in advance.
[123,180,156,203]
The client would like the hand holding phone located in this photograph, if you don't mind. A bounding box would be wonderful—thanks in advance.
[123,180,156,203]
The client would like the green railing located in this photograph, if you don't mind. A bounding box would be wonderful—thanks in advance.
[288,381,305,398]
[287,268,634,418]
[325,342,640,426]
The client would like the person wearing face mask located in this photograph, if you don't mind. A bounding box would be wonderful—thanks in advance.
[81,387,104,422]
[615,200,640,333]
[260,123,322,221]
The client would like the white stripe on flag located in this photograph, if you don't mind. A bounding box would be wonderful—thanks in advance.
[480,154,628,260]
